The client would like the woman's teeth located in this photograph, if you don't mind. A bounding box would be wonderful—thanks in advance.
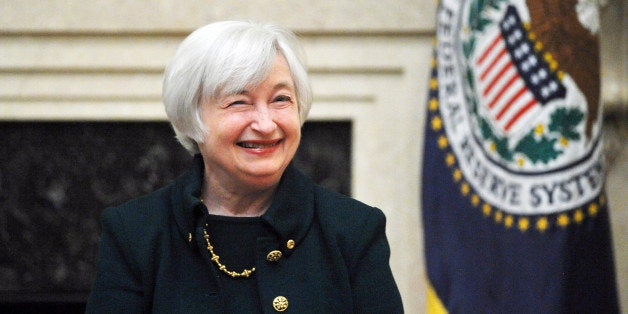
[238,141,278,149]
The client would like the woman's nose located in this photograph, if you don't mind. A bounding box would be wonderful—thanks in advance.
[251,104,277,134]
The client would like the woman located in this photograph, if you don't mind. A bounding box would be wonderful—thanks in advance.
[86,21,403,313]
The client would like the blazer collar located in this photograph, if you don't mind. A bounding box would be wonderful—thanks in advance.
[261,162,315,249]
[172,154,205,244]
[172,154,315,249]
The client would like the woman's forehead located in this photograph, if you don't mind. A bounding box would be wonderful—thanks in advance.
[211,53,292,98]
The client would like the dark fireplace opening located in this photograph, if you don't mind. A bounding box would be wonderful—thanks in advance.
[0,120,351,311]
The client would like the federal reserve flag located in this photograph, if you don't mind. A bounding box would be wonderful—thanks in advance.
[421,0,619,312]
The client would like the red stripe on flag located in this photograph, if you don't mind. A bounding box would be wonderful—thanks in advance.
[477,34,502,66]
[487,73,518,109]
[480,48,508,82]
[504,98,538,131]
[482,61,514,97]
[496,85,527,120]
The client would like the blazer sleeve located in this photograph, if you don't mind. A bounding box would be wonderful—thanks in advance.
[85,207,148,313]
[349,208,404,313]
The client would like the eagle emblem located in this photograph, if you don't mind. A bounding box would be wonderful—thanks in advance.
[434,0,605,216]
[460,0,601,171]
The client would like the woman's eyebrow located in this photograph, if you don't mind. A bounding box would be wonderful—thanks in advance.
[272,82,295,91]
[232,82,295,96]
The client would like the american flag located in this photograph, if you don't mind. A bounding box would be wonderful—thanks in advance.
[475,5,566,134]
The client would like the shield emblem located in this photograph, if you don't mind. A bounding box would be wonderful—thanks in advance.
[472,6,566,136]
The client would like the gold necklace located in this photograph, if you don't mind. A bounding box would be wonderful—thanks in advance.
[200,198,255,278]
[202,225,256,278]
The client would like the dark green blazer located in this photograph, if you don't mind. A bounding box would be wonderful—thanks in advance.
[86,155,403,313]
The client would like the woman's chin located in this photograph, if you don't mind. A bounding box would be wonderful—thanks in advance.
[237,162,288,185]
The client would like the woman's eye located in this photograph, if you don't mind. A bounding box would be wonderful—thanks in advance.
[274,95,292,102]
[228,100,248,107]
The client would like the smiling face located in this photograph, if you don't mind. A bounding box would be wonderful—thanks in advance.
[198,54,301,191]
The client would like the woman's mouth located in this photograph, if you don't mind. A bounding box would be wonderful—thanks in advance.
[237,140,281,149]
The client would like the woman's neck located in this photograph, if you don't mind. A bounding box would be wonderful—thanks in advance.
[201,174,277,217]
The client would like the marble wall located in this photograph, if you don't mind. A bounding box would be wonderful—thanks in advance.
[0,122,190,298]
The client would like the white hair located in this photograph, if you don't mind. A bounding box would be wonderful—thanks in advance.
[162,21,313,154]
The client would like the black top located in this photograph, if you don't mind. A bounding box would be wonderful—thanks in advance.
[86,155,403,313]
[203,214,264,313]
